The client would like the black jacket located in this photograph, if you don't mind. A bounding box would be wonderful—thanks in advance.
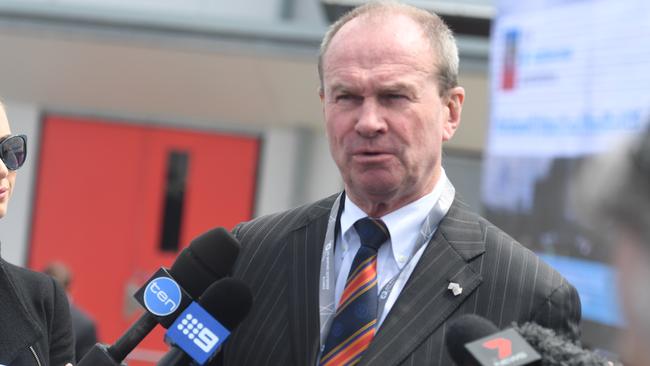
[218,195,581,366]
[0,255,74,365]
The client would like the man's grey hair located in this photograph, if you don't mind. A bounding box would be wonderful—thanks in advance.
[317,0,460,96]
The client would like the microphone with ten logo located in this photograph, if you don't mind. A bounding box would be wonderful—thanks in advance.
[79,227,241,366]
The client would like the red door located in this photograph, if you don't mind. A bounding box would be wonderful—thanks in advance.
[29,116,259,364]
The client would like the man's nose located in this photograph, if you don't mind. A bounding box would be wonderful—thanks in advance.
[355,99,387,137]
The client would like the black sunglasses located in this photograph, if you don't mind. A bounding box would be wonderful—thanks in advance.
[0,134,27,171]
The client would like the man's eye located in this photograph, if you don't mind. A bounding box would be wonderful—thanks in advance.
[336,94,360,102]
[385,93,406,100]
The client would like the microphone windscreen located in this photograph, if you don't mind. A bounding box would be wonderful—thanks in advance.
[170,227,241,298]
[513,322,611,365]
[446,314,499,366]
[199,278,253,331]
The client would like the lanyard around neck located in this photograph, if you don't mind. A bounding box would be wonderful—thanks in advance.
[317,178,456,348]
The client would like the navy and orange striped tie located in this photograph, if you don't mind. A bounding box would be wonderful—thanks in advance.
[319,217,389,366]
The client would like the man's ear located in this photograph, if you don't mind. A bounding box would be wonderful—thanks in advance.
[442,86,465,141]
[319,87,325,104]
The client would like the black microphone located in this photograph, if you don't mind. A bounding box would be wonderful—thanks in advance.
[446,315,612,366]
[157,277,253,366]
[79,227,241,366]
[446,315,501,366]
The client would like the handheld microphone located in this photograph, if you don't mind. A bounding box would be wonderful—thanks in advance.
[446,315,503,366]
[446,315,612,366]
[157,277,253,366]
[511,322,615,366]
[79,227,241,366]
[446,314,542,366]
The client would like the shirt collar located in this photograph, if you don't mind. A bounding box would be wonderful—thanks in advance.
[340,169,450,267]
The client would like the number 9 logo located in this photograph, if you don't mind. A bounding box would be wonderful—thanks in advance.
[194,328,220,352]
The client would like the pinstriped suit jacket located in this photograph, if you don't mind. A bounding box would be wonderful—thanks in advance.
[217,194,581,366]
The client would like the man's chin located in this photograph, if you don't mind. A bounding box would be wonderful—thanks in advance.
[347,178,400,200]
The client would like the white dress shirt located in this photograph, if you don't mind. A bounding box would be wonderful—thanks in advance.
[334,169,454,327]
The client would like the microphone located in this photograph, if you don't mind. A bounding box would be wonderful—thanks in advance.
[446,315,504,366]
[511,322,616,366]
[79,227,241,366]
[446,314,542,366]
[157,277,253,366]
[446,315,613,366]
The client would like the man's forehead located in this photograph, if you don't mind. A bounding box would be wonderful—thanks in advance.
[322,50,436,93]
[326,69,427,92]
[331,13,428,50]
[323,13,435,76]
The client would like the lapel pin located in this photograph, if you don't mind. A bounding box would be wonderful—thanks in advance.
[448,282,462,296]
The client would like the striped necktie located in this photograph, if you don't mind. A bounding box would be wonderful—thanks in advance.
[319,217,390,366]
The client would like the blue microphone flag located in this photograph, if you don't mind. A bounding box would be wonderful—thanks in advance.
[166,302,231,365]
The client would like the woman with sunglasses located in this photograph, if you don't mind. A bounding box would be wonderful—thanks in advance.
[0,103,75,365]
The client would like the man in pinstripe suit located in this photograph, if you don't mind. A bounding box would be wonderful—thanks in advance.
[217,2,581,365]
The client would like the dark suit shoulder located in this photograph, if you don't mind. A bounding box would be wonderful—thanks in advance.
[219,196,338,366]
[445,200,564,272]
[463,211,581,338]
[230,194,336,279]
[476,212,572,293]
[234,194,337,246]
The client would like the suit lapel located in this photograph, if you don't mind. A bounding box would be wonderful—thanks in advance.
[359,199,486,366]
[286,197,336,366]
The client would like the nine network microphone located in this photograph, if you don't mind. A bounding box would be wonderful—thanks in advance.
[445,314,614,366]
[158,278,252,365]
[79,227,252,366]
